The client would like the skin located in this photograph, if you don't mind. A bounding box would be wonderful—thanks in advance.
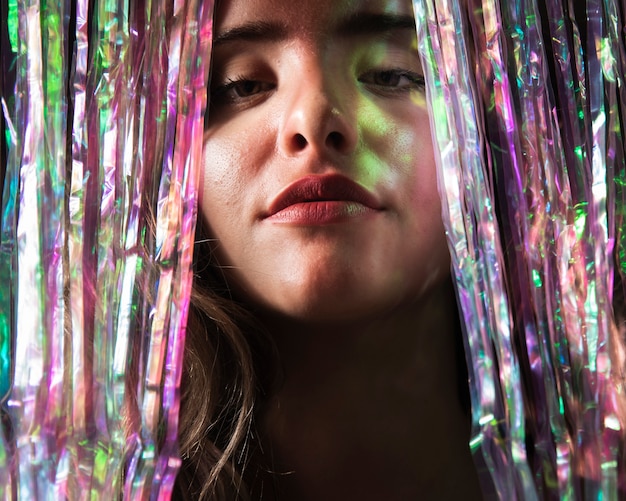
[201,0,449,323]
[201,0,483,498]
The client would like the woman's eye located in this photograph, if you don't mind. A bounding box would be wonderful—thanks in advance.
[229,80,270,98]
[359,69,425,92]
[211,78,275,106]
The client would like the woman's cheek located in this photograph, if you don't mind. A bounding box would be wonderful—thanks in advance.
[361,98,426,159]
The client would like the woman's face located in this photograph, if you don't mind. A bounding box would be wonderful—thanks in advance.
[201,0,449,322]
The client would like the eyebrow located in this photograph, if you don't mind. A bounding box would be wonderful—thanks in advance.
[213,13,416,46]
[335,13,417,38]
[213,21,289,46]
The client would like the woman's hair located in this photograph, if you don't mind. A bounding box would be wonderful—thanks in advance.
[171,0,626,499]
[173,219,278,500]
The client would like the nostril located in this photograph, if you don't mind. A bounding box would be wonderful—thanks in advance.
[326,131,344,150]
[294,133,308,150]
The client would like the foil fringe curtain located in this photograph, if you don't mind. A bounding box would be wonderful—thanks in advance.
[0,0,214,498]
[415,0,626,498]
[1,0,625,499]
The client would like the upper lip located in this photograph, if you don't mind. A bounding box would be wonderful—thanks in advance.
[264,174,382,217]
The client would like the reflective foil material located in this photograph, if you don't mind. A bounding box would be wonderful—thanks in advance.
[0,0,214,498]
[416,0,626,498]
[1,0,625,499]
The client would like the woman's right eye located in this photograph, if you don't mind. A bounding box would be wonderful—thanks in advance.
[211,77,275,107]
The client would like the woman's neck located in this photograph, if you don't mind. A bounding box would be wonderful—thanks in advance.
[249,279,483,500]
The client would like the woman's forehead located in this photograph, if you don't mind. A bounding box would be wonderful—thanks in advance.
[214,0,415,37]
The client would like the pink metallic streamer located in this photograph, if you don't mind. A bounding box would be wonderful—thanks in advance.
[153,0,214,496]
[5,0,72,496]
[0,4,17,407]
[0,3,18,497]
[414,0,535,497]
[1,0,624,498]
[0,0,213,498]
[417,0,626,497]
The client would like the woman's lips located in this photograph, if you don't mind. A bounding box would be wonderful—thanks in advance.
[263,174,383,224]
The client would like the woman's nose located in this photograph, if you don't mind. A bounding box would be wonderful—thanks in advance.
[278,71,358,157]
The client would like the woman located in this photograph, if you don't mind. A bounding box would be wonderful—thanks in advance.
[175,0,482,498]
[2,0,624,498]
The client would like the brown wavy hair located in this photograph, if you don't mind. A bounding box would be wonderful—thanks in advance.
[172,218,279,500]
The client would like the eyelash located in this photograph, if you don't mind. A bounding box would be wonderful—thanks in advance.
[209,68,425,108]
[358,68,425,92]
[209,74,275,107]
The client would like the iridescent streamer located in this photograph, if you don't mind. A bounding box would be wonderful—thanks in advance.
[608,0,626,369]
[606,0,626,418]
[65,0,91,495]
[417,0,626,497]
[415,0,535,497]
[153,0,214,496]
[0,0,213,498]
[8,0,70,496]
[126,0,214,496]
[12,2,51,497]
[0,1,18,497]
[477,0,575,495]
[89,0,131,496]
[124,0,182,496]
[0,0,17,406]
[2,0,623,498]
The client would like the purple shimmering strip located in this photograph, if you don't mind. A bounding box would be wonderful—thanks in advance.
[164,0,214,494]
[156,0,214,496]
[605,9,626,491]
[0,3,15,492]
[7,0,70,497]
[417,0,626,497]
[89,0,131,497]
[0,0,210,498]
[124,0,214,498]
[414,0,535,498]
[40,0,70,497]
[124,0,177,495]
[612,0,626,314]
[0,1,19,498]
[579,0,609,495]
[487,0,574,496]
[542,8,588,494]
[11,2,49,497]
[0,2,18,406]
[65,0,91,496]
[119,3,168,495]
[67,0,117,494]
[583,0,621,493]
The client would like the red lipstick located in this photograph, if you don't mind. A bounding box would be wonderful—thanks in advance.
[264,175,382,225]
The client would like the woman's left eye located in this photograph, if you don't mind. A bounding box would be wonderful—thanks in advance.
[358,69,425,92]
[210,77,276,108]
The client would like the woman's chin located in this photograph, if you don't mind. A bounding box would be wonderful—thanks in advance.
[241,277,422,327]
[222,251,451,327]
[264,298,384,326]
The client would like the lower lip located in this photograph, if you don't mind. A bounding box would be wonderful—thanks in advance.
[266,201,378,225]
